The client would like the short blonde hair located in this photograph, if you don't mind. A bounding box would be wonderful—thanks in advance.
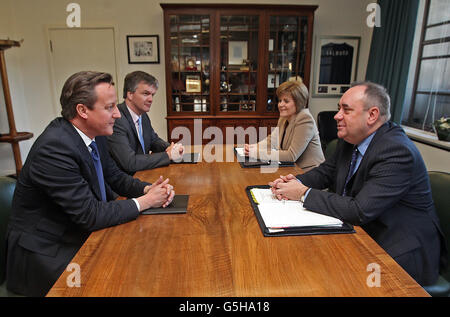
[276,81,309,113]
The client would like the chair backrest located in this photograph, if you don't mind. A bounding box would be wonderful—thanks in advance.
[317,111,338,148]
[324,138,338,161]
[0,176,16,285]
[428,171,450,281]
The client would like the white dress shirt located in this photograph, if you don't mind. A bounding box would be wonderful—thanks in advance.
[72,124,141,211]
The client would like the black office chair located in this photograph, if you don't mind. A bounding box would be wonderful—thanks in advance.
[324,138,338,161]
[0,176,19,297]
[423,171,450,297]
[317,111,338,153]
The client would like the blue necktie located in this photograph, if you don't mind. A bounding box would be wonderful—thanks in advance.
[343,146,359,196]
[89,141,107,201]
[137,116,145,153]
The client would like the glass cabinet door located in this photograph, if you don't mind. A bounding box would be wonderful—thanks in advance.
[219,15,259,113]
[169,15,210,113]
[266,15,308,112]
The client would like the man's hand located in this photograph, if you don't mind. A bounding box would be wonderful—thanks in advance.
[137,176,175,210]
[268,174,296,193]
[269,174,308,201]
[166,142,184,161]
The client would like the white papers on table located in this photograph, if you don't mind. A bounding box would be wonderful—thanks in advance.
[250,188,343,229]
[250,188,298,204]
[235,147,245,157]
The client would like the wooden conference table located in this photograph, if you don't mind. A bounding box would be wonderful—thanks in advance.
[47,146,428,297]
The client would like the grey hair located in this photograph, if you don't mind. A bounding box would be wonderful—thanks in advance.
[351,81,391,121]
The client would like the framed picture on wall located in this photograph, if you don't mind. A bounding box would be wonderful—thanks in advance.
[127,35,160,64]
[228,41,248,65]
[312,35,360,97]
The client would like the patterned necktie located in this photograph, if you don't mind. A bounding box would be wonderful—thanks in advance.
[343,146,359,196]
[137,116,145,153]
[89,141,107,201]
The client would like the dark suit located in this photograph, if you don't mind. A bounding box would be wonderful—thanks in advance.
[107,102,170,174]
[298,121,447,286]
[6,118,148,296]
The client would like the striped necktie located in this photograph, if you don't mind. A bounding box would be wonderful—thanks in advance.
[343,146,359,196]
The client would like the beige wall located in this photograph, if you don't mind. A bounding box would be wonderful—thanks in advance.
[0,0,447,175]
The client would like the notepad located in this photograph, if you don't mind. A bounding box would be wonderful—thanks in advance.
[171,152,200,164]
[140,195,189,215]
[234,147,295,167]
[235,147,245,157]
[250,188,298,204]
[250,188,343,229]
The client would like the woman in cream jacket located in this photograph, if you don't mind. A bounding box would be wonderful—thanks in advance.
[245,80,324,171]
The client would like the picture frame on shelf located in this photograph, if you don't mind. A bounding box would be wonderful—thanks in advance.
[185,56,198,71]
[267,74,280,88]
[268,39,274,51]
[127,35,160,64]
[312,35,360,97]
[228,41,248,65]
[186,75,202,93]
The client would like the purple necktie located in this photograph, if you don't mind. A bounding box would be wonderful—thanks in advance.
[343,147,359,196]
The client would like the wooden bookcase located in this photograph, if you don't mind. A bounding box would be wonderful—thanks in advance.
[161,4,317,144]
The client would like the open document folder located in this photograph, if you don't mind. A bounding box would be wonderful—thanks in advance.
[246,186,355,237]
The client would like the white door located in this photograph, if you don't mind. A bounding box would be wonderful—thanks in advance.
[48,27,118,114]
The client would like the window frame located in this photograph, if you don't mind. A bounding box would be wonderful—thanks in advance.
[403,0,450,132]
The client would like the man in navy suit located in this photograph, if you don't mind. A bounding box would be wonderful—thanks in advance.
[270,81,447,286]
[108,71,184,174]
[6,71,175,296]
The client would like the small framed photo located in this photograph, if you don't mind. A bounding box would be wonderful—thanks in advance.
[127,35,160,64]
[228,41,248,65]
[312,35,360,97]
[186,75,201,93]
[267,74,280,88]
[268,39,274,51]
[185,56,198,71]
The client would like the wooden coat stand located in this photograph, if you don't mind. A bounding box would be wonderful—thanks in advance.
[0,39,33,176]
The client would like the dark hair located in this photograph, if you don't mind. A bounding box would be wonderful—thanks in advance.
[123,71,159,99]
[60,71,114,120]
[351,81,391,121]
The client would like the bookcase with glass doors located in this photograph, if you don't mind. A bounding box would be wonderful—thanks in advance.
[161,4,317,144]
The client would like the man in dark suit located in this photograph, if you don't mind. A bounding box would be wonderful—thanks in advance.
[6,71,175,296]
[107,71,184,174]
[270,81,447,286]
